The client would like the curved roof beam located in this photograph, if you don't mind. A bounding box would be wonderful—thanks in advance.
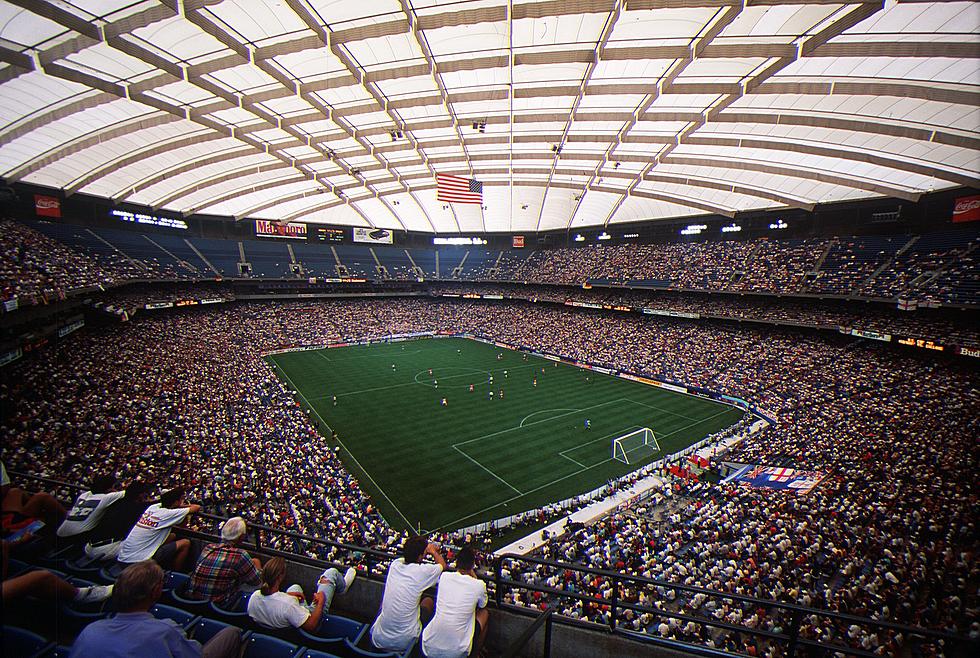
[149,163,294,210]
[105,143,254,201]
[534,0,625,232]
[66,131,227,197]
[181,174,309,216]
[270,177,738,225]
[3,112,174,181]
[663,154,921,201]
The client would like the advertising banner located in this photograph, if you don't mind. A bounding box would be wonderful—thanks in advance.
[353,227,393,244]
[512,235,525,248]
[642,308,699,319]
[255,220,307,239]
[35,194,61,218]
[850,329,891,342]
[952,194,980,223]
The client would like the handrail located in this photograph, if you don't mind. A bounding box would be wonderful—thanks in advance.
[9,471,974,658]
[502,608,553,658]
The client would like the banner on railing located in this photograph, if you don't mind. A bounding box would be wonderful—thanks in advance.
[723,465,827,494]
[850,329,891,342]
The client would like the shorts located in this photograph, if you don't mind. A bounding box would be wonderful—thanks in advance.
[152,540,179,568]
[84,539,122,561]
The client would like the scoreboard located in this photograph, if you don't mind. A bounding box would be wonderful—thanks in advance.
[313,227,346,242]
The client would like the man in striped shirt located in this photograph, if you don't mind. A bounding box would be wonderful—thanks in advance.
[184,516,263,606]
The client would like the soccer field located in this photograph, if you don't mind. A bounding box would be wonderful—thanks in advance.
[266,337,743,533]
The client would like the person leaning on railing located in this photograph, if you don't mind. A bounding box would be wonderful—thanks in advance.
[183,516,264,606]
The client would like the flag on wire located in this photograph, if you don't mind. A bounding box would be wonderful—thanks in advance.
[436,173,483,205]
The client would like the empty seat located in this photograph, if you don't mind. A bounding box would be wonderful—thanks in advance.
[150,603,198,629]
[241,631,302,658]
[1,626,52,658]
[187,617,237,644]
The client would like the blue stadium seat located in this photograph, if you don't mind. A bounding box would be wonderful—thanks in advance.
[313,614,365,642]
[163,570,190,594]
[98,562,126,583]
[342,637,408,658]
[187,617,236,644]
[169,586,212,613]
[1,626,53,658]
[240,631,302,658]
[295,649,344,658]
[150,603,198,629]
[208,591,251,624]
[65,556,105,580]
[6,558,31,578]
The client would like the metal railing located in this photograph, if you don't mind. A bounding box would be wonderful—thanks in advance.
[10,470,974,658]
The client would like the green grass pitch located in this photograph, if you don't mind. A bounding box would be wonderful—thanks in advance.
[266,337,744,533]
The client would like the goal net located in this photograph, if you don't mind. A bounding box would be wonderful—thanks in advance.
[612,427,660,465]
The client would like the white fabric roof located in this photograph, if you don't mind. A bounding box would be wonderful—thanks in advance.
[0,0,977,232]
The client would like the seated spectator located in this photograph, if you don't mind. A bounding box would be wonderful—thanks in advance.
[421,546,489,658]
[184,516,262,606]
[117,487,200,570]
[69,560,240,658]
[1,461,66,541]
[371,536,447,652]
[3,538,113,605]
[247,556,356,632]
[57,474,125,546]
[82,481,151,561]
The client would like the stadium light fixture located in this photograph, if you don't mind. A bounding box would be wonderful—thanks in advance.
[721,223,742,233]
[573,234,585,242]
[769,219,788,229]
[597,232,611,240]
[680,224,707,236]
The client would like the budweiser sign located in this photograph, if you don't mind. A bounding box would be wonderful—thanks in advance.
[952,194,980,223]
[255,220,307,239]
[34,194,61,218]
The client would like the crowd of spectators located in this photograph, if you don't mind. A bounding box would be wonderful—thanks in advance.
[2,215,977,307]
[0,296,976,655]
[0,218,176,304]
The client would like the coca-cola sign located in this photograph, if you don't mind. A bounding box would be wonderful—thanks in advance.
[952,194,980,223]
[34,194,61,218]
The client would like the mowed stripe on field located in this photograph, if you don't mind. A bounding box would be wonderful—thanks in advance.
[265,338,745,531]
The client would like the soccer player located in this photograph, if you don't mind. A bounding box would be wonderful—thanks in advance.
[434,379,438,389]
[584,419,591,430]
[392,364,396,371]
[503,370,508,378]
[332,395,337,406]
[499,389,504,400]
[441,398,448,407]
[533,378,537,388]
[428,368,433,376]
[488,391,494,400]
[468,384,474,392]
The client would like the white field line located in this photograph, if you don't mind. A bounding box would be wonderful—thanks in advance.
[452,446,523,495]
[434,407,736,532]
[268,355,415,531]
[311,362,539,400]
[622,398,699,421]
[452,399,626,449]
[519,408,578,427]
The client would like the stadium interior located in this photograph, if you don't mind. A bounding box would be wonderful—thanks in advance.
[0,1,978,657]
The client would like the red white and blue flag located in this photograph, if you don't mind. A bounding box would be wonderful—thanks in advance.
[436,173,483,205]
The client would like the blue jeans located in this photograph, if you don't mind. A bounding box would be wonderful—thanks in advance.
[315,567,347,611]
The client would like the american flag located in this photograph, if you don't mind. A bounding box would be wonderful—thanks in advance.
[436,173,483,205]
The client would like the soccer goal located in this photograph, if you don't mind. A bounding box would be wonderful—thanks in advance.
[612,427,660,464]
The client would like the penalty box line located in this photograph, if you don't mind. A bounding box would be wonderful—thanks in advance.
[434,407,738,532]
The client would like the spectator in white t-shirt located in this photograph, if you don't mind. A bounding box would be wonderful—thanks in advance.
[421,546,489,658]
[116,487,200,570]
[371,536,447,652]
[247,556,357,633]
[57,474,125,545]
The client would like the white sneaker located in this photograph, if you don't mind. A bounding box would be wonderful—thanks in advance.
[75,584,113,604]
[343,567,357,589]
